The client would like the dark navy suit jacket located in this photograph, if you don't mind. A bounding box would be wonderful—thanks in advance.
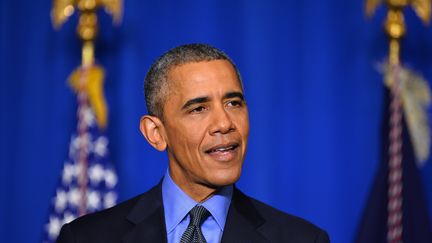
[57,183,330,243]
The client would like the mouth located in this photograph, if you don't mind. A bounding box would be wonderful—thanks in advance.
[205,143,240,161]
[205,143,239,153]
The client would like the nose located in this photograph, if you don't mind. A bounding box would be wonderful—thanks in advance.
[209,105,235,135]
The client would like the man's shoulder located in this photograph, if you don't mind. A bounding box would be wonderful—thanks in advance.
[249,195,321,230]
[57,185,161,243]
[232,188,330,242]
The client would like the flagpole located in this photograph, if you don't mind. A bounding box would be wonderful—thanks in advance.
[73,1,99,217]
[383,3,406,243]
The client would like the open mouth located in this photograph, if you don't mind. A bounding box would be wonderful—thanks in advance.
[205,143,239,154]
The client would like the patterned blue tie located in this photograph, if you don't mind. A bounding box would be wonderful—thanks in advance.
[180,205,211,243]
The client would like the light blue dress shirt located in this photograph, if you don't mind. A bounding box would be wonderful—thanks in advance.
[162,170,233,243]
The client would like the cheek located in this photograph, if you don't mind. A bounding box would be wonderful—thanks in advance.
[242,118,250,134]
[166,123,206,155]
[235,113,250,137]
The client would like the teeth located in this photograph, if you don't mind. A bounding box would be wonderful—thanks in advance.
[213,145,234,152]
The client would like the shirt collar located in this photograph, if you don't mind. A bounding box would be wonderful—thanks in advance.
[162,169,233,233]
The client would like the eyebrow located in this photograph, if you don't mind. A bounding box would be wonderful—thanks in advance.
[181,96,210,110]
[223,91,244,101]
[181,91,245,110]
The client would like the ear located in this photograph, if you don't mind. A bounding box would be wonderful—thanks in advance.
[139,115,167,151]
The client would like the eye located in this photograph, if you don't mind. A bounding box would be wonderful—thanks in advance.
[227,99,243,107]
[190,106,207,113]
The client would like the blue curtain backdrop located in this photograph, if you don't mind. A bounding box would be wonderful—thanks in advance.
[2,1,432,242]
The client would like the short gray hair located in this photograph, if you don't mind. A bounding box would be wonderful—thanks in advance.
[144,43,242,118]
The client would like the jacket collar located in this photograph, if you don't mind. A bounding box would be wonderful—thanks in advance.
[221,187,269,243]
[122,183,167,243]
[121,183,267,243]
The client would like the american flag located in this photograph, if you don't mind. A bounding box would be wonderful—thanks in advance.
[43,92,118,242]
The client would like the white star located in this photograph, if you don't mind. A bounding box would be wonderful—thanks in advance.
[68,187,81,208]
[104,169,118,188]
[88,164,104,185]
[70,133,92,157]
[62,162,75,185]
[93,136,108,157]
[87,190,101,210]
[54,190,68,213]
[63,211,76,224]
[81,106,95,127]
[46,216,62,240]
[103,192,117,208]
[74,163,85,179]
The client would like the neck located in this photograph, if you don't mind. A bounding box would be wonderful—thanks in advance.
[168,169,219,203]
[188,184,217,203]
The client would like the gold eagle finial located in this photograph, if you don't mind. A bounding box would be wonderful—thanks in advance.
[51,0,123,29]
[51,0,123,129]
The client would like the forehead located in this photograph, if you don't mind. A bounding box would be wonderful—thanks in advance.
[166,60,242,99]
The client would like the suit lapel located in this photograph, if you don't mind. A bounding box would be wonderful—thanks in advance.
[221,188,269,243]
[122,183,168,243]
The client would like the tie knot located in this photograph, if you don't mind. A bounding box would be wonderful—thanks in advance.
[189,205,210,226]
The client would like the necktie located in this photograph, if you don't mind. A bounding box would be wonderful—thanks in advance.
[180,205,211,243]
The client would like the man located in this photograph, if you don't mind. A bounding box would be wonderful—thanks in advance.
[57,44,330,243]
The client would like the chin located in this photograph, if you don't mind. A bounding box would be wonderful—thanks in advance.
[208,168,242,187]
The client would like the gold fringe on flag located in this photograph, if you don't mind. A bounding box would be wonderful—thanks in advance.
[380,63,431,166]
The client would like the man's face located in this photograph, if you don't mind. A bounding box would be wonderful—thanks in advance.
[161,60,249,193]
